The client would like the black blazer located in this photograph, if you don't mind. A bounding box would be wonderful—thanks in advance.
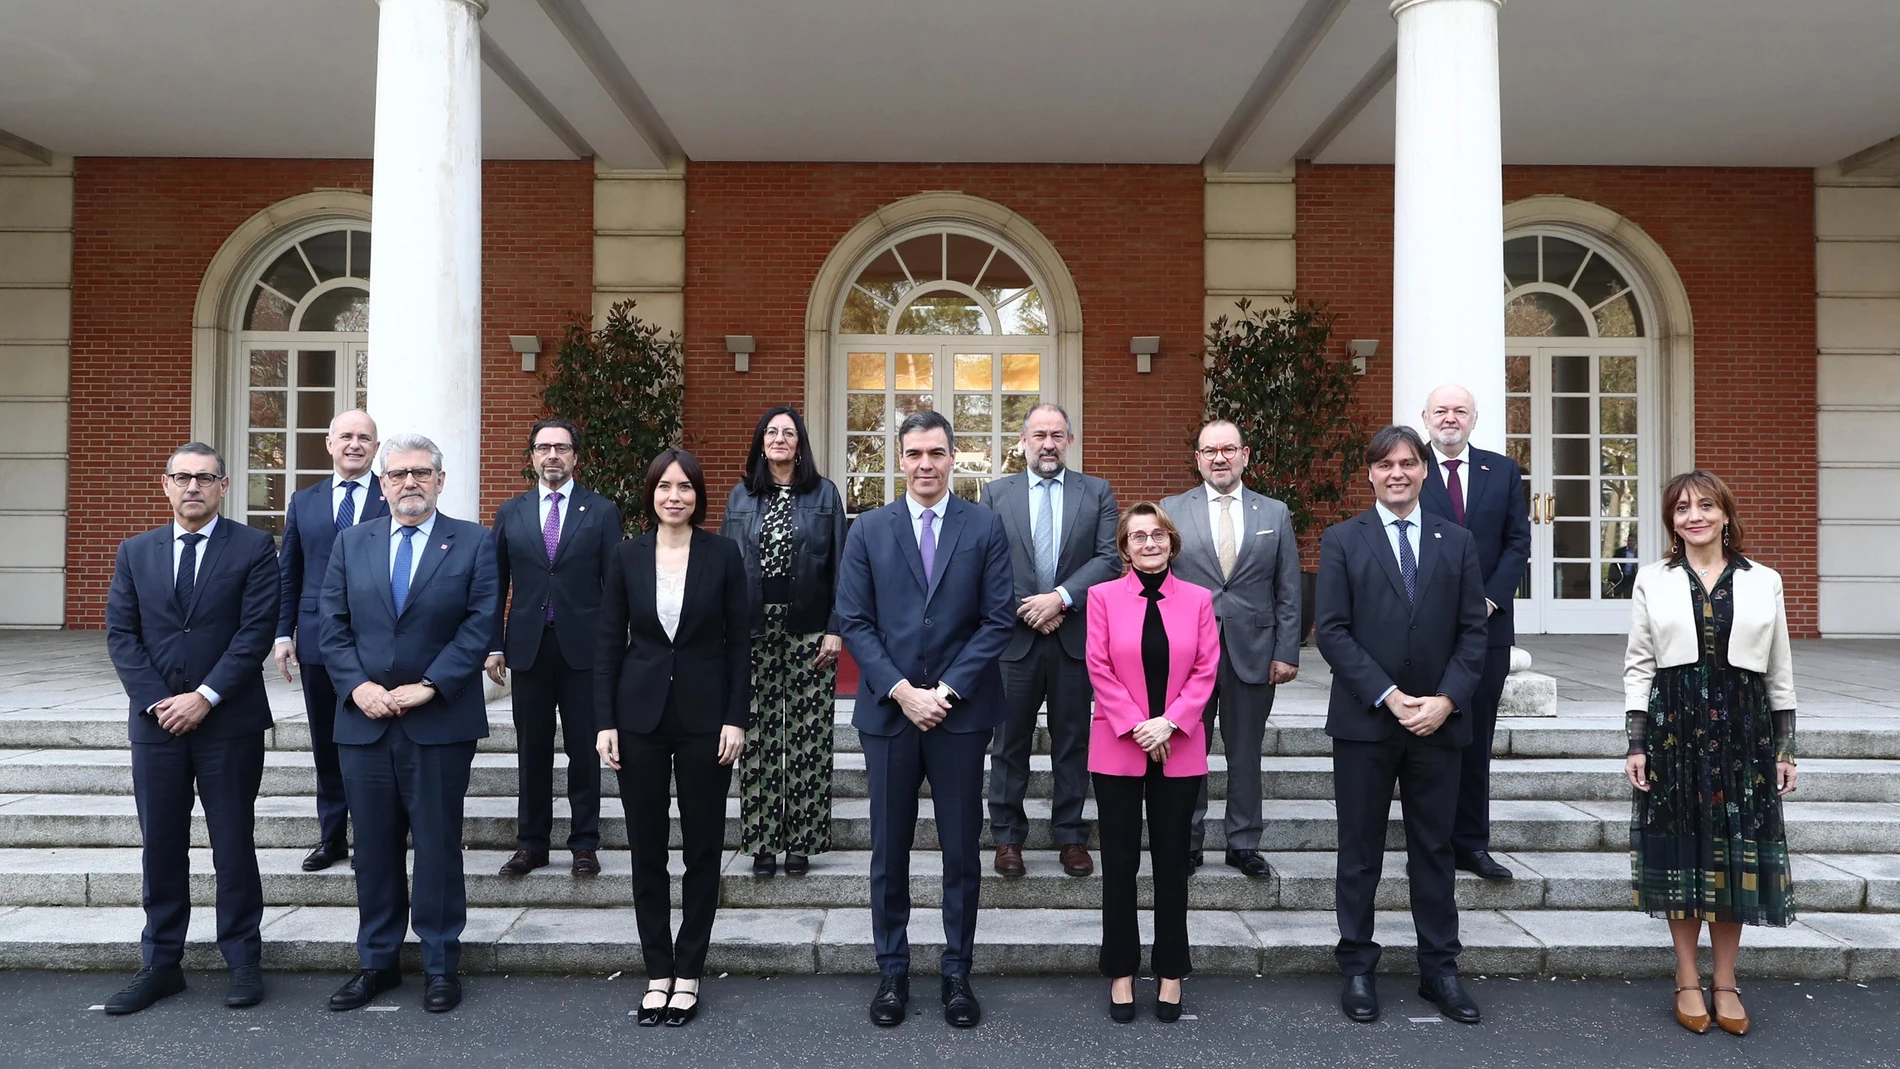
[594,527,753,736]
[489,484,624,670]
[106,519,281,744]
[720,477,846,637]
[1314,507,1489,749]
[1420,445,1532,648]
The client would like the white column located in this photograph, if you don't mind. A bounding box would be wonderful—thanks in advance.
[1389,0,1506,451]
[368,0,485,521]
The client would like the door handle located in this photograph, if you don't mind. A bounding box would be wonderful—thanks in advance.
[1529,495,1544,524]
[1543,492,1558,521]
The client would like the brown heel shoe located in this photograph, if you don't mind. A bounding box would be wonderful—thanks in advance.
[1675,985,1711,1034]
[1712,985,1749,1035]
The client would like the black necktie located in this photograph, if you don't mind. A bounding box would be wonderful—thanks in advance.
[1393,519,1416,604]
[175,532,205,612]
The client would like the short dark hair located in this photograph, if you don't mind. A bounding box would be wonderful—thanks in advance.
[1364,425,1428,468]
[643,448,707,527]
[167,442,226,478]
[743,406,821,497]
[897,409,955,452]
[527,418,582,454]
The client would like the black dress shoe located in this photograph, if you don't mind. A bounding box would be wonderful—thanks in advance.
[1109,998,1136,1024]
[869,973,909,1026]
[637,981,672,1026]
[423,973,462,1013]
[664,984,699,1027]
[784,853,809,875]
[1341,973,1379,1023]
[941,974,981,1028]
[752,851,777,877]
[1418,975,1481,1024]
[1455,851,1513,881]
[1155,994,1182,1023]
[498,849,549,877]
[104,965,186,1015]
[571,850,600,877]
[225,962,265,1008]
[1189,850,1204,871]
[302,840,349,872]
[1225,849,1273,879]
[329,966,402,1011]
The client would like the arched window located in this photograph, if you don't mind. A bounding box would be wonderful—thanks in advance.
[1503,234,1646,339]
[834,227,1055,513]
[234,224,371,534]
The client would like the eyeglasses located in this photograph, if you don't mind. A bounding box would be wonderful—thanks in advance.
[164,472,222,488]
[1196,445,1242,460]
[531,442,575,455]
[763,428,799,440]
[1127,531,1171,546]
[383,467,437,483]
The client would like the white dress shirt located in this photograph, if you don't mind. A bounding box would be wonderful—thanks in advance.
[1203,482,1246,566]
[538,478,575,534]
[163,516,222,709]
[656,562,686,641]
[1371,500,1424,709]
[1028,471,1074,606]
[332,475,371,525]
[1430,445,1469,514]
[389,512,438,586]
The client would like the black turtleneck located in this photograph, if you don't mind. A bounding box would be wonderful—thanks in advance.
[1136,566,1170,722]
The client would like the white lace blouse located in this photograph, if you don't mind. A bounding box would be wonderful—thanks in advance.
[656,562,687,640]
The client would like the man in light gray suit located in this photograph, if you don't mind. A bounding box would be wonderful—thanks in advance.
[980,403,1121,878]
[1161,419,1302,877]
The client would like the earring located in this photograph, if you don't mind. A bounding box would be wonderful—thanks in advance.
[1722,524,1731,548]
[1671,534,1682,557]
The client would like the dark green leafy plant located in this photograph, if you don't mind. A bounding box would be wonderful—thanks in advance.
[1202,297,1368,540]
[538,299,684,533]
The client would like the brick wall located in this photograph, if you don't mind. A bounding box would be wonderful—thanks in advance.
[682,163,1207,522]
[66,158,592,627]
[1297,163,1819,634]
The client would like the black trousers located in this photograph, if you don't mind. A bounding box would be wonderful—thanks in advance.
[298,661,349,847]
[1452,644,1512,856]
[131,731,266,969]
[1094,764,1199,980]
[619,698,731,979]
[512,625,601,852]
[1332,734,1462,979]
[990,632,1092,845]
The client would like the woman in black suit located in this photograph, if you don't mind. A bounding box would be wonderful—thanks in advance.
[595,448,751,1027]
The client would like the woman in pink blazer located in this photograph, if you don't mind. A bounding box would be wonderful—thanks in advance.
[1085,501,1220,1024]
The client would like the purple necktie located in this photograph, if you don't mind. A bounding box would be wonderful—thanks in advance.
[919,508,937,586]
[542,491,562,621]
[1444,459,1466,526]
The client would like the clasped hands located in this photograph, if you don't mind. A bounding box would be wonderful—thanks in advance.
[152,692,212,735]
[892,680,952,731]
[1383,688,1454,736]
[1131,716,1176,763]
[351,680,436,720]
[1017,592,1066,634]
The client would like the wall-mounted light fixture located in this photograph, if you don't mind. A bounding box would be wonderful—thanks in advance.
[510,334,541,373]
[726,335,755,373]
[1130,336,1161,374]
[1347,338,1379,376]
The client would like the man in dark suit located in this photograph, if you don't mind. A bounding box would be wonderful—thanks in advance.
[1418,385,1532,882]
[1160,420,1302,878]
[103,443,280,1014]
[319,433,497,1014]
[1316,425,1489,1026]
[272,409,387,872]
[485,418,622,878]
[979,402,1119,879]
[836,409,1014,1029]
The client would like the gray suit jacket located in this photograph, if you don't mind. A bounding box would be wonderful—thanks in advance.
[980,468,1121,662]
[1159,484,1301,683]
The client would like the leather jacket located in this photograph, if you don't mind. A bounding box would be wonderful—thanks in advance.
[720,477,846,637]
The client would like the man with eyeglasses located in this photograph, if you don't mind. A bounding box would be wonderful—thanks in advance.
[485,419,623,878]
[103,443,281,1014]
[318,433,498,1014]
[272,409,387,873]
[1161,420,1301,878]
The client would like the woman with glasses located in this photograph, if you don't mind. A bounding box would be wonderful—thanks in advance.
[1084,502,1220,1023]
[719,407,846,877]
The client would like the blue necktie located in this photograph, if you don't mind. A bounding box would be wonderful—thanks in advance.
[335,481,358,532]
[1033,479,1056,591]
[1394,518,1417,604]
[392,525,419,615]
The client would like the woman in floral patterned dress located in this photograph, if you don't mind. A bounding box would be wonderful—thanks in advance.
[722,407,846,875]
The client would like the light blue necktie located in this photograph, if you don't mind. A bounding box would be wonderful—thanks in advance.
[392,525,419,615]
[1033,478,1057,592]
[1394,518,1417,604]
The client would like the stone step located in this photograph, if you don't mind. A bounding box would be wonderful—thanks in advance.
[2,846,1892,914]
[3,748,1896,804]
[0,903,1893,979]
[1,793,1896,853]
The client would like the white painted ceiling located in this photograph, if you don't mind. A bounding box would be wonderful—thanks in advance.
[0,0,1896,169]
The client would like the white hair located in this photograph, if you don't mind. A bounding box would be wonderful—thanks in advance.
[378,433,444,471]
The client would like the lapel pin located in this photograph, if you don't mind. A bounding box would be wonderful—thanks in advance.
[440,544,449,551]
[1434,532,1442,539]
[1480,464,1490,471]
[578,505,586,512]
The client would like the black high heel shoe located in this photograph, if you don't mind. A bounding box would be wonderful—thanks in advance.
[1109,977,1136,1023]
[1156,980,1182,1024]
[637,979,672,1027]
[665,983,700,1027]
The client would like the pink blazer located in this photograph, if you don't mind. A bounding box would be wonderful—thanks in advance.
[1085,569,1221,778]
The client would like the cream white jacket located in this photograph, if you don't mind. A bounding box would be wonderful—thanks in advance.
[1623,557,1797,713]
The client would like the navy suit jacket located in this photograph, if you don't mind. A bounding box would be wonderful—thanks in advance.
[836,494,1016,736]
[317,512,498,746]
[277,476,388,666]
[106,519,281,744]
[1314,507,1490,750]
[1420,445,1531,648]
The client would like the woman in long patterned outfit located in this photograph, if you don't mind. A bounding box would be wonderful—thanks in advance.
[1624,469,1798,1037]
[722,407,846,876]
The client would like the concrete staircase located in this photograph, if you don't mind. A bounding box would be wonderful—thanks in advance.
[1,694,1897,980]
